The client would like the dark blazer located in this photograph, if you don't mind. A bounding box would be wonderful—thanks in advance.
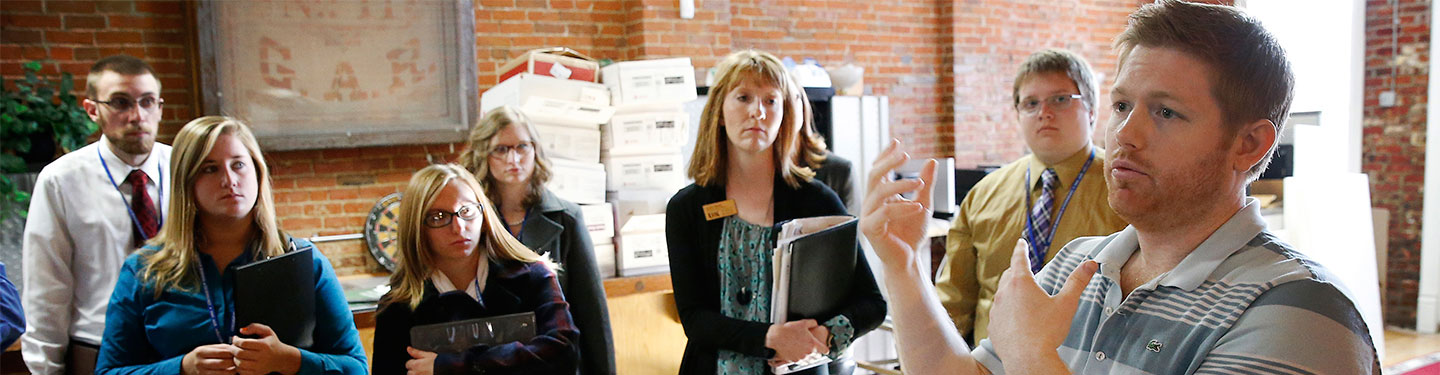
[812,153,855,212]
[372,259,579,375]
[665,176,887,374]
[513,189,615,375]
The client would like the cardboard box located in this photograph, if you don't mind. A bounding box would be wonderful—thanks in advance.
[617,214,668,276]
[601,57,698,106]
[601,151,686,191]
[579,203,615,244]
[607,188,678,228]
[594,243,617,278]
[480,73,615,126]
[533,122,601,164]
[602,111,689,155]
[545,158,607,205]
[499,47,600,83]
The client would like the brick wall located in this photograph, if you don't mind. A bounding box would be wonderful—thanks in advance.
[1363,0,1430,328]
[949,0,1140,167]
[0,0,196,137]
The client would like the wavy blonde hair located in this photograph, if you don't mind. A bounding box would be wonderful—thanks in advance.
[687,49,814,188]
[457,106,554,209]
[140,116,284,296]
[381,163,546,310]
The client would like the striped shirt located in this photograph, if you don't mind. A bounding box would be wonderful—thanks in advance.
[974,199,1380,374]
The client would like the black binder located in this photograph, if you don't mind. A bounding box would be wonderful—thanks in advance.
[234,248,315,348]
[772,216,859,322]
[409,312,538,353]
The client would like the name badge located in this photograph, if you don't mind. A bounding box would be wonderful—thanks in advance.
[702,200,739,221]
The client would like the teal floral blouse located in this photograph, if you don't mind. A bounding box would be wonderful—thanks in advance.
[714,217,855,375]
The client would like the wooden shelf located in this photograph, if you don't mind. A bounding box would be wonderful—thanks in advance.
[602,273,672,298]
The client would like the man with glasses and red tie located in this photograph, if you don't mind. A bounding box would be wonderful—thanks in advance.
[934,49,1127,344]
[22,55,173,375]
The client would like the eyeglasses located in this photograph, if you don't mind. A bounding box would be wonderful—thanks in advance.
[424,204,481,228]
[488,142,533,159]
[92,96,164,113]
[1017,94,1083,115]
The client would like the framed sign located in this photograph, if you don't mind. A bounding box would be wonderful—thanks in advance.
[196,0,477,150]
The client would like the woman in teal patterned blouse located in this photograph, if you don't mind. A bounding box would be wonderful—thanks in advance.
[665,50,887,375]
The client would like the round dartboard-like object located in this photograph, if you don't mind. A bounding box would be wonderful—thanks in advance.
[364,192,404,272]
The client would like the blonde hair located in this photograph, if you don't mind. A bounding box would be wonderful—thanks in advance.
[457,106,554,209]
[793,86,830,170]
[381,163,546,310]
[140,116,284,296]
[687,50,814,188]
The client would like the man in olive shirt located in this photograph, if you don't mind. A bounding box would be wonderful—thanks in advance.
[936,49,1127,341]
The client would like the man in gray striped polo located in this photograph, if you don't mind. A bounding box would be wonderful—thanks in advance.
[859,0,1381,374]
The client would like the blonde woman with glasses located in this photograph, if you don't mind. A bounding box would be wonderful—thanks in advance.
[95,116,365,375]
[372,163,578,375]
[458,106,613,375]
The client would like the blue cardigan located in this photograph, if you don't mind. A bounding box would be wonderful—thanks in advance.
[95,238,367,375]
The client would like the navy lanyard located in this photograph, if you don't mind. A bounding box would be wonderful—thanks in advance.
[1023,149,1095,254]
[499,206,533,240]
[97,147,164,241]
[193,261,234,344]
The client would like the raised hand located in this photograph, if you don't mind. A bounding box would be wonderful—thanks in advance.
[987,239,1098,371]
[860,139,937,273]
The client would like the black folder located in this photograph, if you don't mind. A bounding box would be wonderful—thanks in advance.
[409,312,538,353]
[234,248,315,348]
[772,216,858,322]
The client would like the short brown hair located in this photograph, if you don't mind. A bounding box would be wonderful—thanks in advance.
[687,49,814,188]
[86,55,157,99]
[456,106,553,209]
[1115,0,1294,180]
[1012,49,1098,115]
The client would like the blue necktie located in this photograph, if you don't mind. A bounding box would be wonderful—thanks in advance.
[1028,168,1058,273]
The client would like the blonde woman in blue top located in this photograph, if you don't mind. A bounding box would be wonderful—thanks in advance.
[96,116,366,375]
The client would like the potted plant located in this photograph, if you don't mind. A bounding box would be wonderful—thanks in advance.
[0,61,99,221]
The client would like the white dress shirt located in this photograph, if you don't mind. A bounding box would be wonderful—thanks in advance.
[430,255,490,300]
[21,138,171,375]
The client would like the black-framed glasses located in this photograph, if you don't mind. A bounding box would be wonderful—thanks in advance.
[1018,94,1083,115]
[424,204,481,228]
[93,96,164,113]
[488,142,533,159]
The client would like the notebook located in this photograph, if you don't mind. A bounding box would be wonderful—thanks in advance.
[234,248,315,348]
[409,312,538,353]
[769,215,859,374]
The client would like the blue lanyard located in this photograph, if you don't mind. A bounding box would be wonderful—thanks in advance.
[499,206,533,240]
[97,147,164,241]
[1023,149,1095,255]
[194,261,234,344]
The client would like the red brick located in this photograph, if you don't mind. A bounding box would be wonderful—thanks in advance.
[46,1,96,13]
[63,15,106,29]
[7,14,62,28]
[96,30,143,44]
[44,30,94,44]
[3,1,43,12]
[135,1,184,15]
[95,1,133,12]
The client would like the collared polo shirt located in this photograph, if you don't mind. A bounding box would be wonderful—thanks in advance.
[973,198,1380,374]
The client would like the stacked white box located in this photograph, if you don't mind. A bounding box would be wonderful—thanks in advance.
[616,213,668,276]
[545,158,607,205]
[607,188,679,229]
[579,203,615,244]
[480,73,615,125]
[532,122,601,164]
[602,109,689,156]
[601,152,686,192]
[601,58,698,106]
[593,243,617,278]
